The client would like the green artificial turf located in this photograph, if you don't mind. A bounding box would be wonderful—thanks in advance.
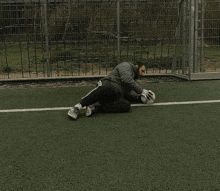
[0,80,220,110]
[0,80,220,190]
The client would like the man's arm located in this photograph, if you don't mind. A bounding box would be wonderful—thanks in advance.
[124,92,142,103]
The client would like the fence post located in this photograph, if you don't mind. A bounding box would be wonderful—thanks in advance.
[189,0,195,79]
[200,0,204,72]
[43,0,50,77]
[194,0,199,73]
[117,0,121,64]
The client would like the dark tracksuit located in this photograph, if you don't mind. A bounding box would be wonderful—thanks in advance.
[80,62,143,113]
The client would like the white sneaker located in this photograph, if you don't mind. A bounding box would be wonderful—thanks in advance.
[85,105,96,117]
[68,107,80,120]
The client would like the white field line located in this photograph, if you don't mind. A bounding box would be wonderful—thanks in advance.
[131,99,220,107]
[0,100,220,113]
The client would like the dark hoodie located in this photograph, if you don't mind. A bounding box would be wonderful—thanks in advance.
[103,62,143,94]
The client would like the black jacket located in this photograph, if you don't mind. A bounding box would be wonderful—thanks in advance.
[104,62,143,94]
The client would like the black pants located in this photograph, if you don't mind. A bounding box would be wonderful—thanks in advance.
[97,98,131,113]
[80,80,131,113]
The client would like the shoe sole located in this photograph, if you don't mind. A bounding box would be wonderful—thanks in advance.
[68,110,78,120]
[85,107,92,117]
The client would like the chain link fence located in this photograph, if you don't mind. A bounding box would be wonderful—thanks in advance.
[197,0,220,78]
[0,0,220,80]
[173,0,220,79]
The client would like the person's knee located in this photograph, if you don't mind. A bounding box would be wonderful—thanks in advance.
[118,100,130,112]
[123,102,131,112]
[100,99,131,113]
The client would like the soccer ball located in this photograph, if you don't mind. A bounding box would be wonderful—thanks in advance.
[147,91,156,105]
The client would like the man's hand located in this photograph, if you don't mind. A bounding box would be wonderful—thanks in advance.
[141,89,154,104]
